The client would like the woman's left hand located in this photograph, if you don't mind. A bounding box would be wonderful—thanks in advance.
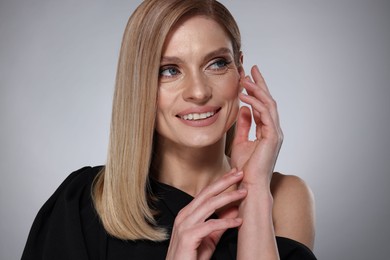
[231,65,283,187]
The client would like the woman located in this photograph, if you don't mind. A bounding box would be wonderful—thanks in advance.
[22,0,316,259]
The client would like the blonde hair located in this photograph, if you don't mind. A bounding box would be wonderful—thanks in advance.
[93,0,242,241]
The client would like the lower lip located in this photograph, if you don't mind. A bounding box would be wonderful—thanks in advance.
[178,111,220,127]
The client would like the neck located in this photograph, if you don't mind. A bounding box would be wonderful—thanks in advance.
[152,135,231,196]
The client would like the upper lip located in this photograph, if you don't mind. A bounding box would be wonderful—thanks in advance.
[176,106,221,117]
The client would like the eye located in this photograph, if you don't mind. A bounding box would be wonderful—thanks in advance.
[159,66,181,78]
[208,58,232,71]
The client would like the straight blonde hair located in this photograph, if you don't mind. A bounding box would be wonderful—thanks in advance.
[93,0,242,241]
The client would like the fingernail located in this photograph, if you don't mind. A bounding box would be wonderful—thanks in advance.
[238,188,247,194]
[234,218,243,224]
[234,171,243,177]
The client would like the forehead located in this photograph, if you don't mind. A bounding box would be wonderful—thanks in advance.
[162,15,233,56]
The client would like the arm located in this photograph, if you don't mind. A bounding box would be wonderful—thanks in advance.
[236,171,316,260]
[231,65,283,259]
[237,181,278,259]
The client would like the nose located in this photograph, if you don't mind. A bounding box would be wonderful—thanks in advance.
[182,72,212,103]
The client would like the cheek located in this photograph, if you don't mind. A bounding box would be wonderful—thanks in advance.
[155,90,170,130]
[218,73,241,101]
[155,88,181,132]
[156,88,174,115]
[213,74,241,126]
[225,75,241,118]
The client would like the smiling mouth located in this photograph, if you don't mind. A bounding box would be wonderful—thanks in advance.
[177,108,221,121]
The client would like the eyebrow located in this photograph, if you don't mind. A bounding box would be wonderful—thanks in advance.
[160,47,233,64]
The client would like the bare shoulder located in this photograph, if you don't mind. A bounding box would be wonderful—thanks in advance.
[270,172,315,250]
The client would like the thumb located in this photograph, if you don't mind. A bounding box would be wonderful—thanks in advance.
[233,106,252,146]
[198,207,240,260]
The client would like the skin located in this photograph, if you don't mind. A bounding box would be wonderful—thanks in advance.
[155,16,315,260]
[155,15,240,194]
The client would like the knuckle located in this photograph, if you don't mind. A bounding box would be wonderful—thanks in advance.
[226,190,240,201]
[175,208,188,222]
[268,133,281,144]
[269,98,277,108]
[253,88,262,96]
[201,185,212,195]
[206,219,219,229]
[279,131,284,142]
[174,222,189,235]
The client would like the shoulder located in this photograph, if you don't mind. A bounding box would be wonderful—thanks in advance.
[270,172,316,250]
[29,165,103,224]
[61,165,102,188]
[36,165,102,212]
[22,166,104,260]
[43,166,103,204]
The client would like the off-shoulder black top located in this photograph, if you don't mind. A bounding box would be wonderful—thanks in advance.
[22,166,316,259]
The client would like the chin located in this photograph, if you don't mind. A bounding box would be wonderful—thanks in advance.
[182,134,223,149]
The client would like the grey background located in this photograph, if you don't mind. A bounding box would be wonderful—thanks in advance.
[1,0,389,259]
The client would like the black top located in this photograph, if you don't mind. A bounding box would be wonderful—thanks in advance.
[22,166,317,259]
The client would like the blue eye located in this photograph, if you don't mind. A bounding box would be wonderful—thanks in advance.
[160,67,180,77]
[209,59,231,70]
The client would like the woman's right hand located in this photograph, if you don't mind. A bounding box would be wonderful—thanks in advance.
[166,168,247,260]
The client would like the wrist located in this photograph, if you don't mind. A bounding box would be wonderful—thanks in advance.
[239,180,272,195]
[239,185,273,211]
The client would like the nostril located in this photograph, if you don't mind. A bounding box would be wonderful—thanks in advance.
[183,89,212,103]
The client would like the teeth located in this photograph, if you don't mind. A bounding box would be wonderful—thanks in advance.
[182,111,215,121]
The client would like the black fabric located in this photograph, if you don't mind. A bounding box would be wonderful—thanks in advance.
[22,166,317,259]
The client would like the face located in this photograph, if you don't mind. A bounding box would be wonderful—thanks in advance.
[156,15,242,149]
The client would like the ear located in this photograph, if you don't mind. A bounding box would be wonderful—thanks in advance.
[239,51,244,65]
[238,51,245,91]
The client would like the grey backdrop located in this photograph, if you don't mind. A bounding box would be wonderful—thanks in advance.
[1,0,389,259]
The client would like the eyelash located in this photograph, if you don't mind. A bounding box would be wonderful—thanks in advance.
[159,58,232,79]
[208,58,232,71]
[159,67,180,78]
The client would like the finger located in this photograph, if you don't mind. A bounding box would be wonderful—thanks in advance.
[239,92,274,127]
[245,66,276,119]
[239,93,277,140]
[242,69,268,99]
[197,218,242,260]
[251,65,270,93]
[233,106,252,146]
[242,77,274,109]
[218,205,239,218]
[242,75,255,97]
[241,79,280,129]
[189,188,247,224]
[178,170,244,221]
[194,169,243,199]
[190,218,243,243]
[198,231,222,260]
[168,217,242,260]
[250,67,284,138]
